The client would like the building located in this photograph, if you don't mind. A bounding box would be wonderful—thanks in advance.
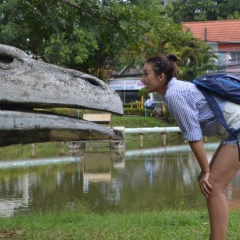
[107,65,165,107]
[107,65,144,103]
[182,19,240,73]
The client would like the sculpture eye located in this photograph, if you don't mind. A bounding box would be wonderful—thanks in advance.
[0,54,22,70]
[0,54,14,64]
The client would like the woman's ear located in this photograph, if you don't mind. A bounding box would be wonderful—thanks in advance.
[160,72,165,79]
[158,73,164,82]
[157,75,162,85]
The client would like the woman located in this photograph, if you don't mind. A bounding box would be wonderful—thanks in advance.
[145,96,155,109]
[141,53,240,240]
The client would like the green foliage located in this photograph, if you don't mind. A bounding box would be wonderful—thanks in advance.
[1,209,240,239]
[0,0,222,79]
[123,108,152,116]
[227,11,240,20]
[127,27,216,80]
[176,36,218,80]
[138,88,148,99]
[44,28,98,67]
[167,0,240,23]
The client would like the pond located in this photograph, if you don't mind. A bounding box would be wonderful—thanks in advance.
[0,142,240,217]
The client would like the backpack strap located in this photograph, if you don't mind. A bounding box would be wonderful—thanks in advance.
[197,86,240,160]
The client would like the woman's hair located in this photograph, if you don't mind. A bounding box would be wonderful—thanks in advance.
[145,54,179,82]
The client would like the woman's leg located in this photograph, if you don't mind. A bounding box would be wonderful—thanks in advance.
[207,144,240,240]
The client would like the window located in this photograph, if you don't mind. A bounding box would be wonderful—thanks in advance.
[116,90,140,103]
[231,52,240,62]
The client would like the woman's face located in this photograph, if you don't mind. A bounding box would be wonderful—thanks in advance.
[141,63,166,95]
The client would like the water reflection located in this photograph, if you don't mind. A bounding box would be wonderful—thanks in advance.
[0,143,239,216]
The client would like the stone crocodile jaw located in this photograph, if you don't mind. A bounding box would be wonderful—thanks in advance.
[0,44,124,146]
[0,44,123,114]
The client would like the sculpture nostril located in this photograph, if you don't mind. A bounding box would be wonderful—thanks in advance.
[0,54,14,64]
[84,77,102,87]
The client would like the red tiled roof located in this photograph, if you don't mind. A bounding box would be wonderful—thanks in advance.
[182,20,240,42]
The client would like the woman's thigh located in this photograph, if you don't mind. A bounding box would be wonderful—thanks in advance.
[209,144,240,192]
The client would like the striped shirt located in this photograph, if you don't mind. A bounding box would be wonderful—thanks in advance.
[165,77,226,141]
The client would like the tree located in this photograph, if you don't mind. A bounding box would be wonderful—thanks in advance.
[122,26,217,81]
[0,0,217,80]
[138,88,148,99]
[217,0,240,20]
[0,0,168,71]
[175,31,218,80]
[0,0,100,68]
[166,0,240,23]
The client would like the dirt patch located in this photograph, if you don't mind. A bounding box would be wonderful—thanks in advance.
[228,200,240,210]
[0,230,23,239]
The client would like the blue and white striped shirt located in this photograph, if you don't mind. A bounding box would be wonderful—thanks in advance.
[165,77,226,141]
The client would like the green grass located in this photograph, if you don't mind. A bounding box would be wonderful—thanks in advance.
[112,115,173,128]
[0,142,64,160]
[0,208,240,239]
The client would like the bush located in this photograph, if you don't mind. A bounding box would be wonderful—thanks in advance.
[123,108,153,116]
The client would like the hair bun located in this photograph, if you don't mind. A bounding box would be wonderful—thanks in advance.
[167,54,177,62]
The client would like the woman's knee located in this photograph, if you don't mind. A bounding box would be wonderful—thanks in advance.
[209,146,240,191]
[208,176,229,195]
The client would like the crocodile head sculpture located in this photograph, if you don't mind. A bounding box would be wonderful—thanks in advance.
[0,44,124,147]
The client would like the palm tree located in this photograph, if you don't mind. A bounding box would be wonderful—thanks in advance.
[120,30,217,81]
[176,35,218,80]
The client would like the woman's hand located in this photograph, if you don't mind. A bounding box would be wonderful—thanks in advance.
[188,140,212,198]
[198,171,212,198]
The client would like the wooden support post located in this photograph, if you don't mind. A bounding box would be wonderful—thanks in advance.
[31,143,35,158]
[111,126,126,150]
[68,142,85,155]
[139,133,144,148]
[60,141,65,155]
[162,103,166,114]
[161,133,167,145]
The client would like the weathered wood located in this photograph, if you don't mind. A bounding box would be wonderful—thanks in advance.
[83,113,111,126]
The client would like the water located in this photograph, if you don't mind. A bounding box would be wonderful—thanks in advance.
[0,143,240,217]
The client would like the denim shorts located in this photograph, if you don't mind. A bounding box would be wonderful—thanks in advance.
[215,101,240,146]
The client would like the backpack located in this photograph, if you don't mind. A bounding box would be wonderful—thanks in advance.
[193,73,240,104]
[192,73,240,159]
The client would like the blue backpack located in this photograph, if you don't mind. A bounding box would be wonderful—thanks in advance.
[193,73,240,158]
[193,73,240,104]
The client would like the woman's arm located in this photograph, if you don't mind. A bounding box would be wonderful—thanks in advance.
[188,140,212,198]
[189,140,210,173]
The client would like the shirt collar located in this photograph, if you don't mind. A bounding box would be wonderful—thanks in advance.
[166,77,177,91]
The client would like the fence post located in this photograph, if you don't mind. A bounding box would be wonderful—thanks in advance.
[111,126,126,150]
[139,133,144,148]
[31,143,35,158]
[161,133,167,145]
